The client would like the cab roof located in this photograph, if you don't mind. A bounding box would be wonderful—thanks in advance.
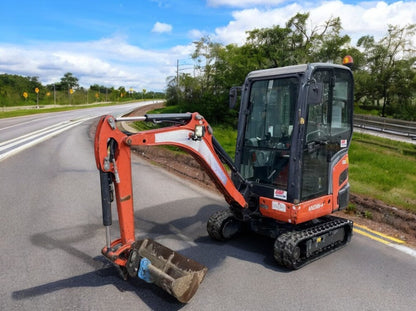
[247,64,308,79]
[246,63,349,80]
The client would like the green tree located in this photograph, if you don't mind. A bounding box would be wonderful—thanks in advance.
[356,24,416,117]
[58,72,79,91]
[190,37,243,123]
[246,25,290,67]
[285,13,350,64]
[242,13,351,68]
[389,58,416,120]
[0,74,42,106]
[169,12,353,124]
[312,17,351,63]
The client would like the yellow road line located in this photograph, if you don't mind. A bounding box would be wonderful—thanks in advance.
[354,224,405,244]
[353,228,392,245]
[354,227,416,259]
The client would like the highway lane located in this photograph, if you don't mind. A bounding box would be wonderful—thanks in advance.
[1,110,416,310]
[0,101,159,161]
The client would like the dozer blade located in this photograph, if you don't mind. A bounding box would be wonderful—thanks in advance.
[125,239,207,303]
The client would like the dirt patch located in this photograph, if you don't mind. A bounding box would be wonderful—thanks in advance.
[340,195,416,246]
[112,103,416,248]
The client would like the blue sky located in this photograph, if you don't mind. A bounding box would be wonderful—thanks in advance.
[0,1,232,49]
[0,0,415,91]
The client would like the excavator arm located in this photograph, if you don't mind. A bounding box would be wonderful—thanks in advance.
[94,112,247,302]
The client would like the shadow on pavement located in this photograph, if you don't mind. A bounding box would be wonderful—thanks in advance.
[12,198,287,309]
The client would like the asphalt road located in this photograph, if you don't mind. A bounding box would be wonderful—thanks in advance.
[1,104,416,310]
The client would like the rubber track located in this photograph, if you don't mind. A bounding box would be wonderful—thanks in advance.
[207,210,234,241]
[274,216,353,270]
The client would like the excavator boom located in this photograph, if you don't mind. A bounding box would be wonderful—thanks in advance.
[94,112,248,302]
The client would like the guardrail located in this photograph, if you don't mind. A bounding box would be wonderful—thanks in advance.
[354,115,416,140]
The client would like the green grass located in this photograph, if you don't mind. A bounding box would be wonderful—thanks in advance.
[354,105,381,116]
[349,132,416,212]
[211,125,238,158]
[1,105,100,118]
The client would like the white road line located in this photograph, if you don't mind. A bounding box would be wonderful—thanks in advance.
[0,115,57,131]
[0,116,94,162]
[0,121,73,150]
[388,243,416,259]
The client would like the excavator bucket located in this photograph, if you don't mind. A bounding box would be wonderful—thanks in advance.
[125,239,208,303]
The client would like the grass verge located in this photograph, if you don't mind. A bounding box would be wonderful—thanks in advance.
[349,132,416,212]
[0,103,117,119]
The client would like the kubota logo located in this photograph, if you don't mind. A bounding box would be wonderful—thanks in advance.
[308,203,323,211]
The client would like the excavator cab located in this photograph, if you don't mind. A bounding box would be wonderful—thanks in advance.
[231,64,353,222]
[94,63,354,302]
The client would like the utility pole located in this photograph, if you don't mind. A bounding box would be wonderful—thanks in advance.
[177,59,179,88]
[35,87,39,108]
[176,59,179,105]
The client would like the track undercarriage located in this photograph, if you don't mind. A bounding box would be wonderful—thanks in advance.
[207,209,353,270]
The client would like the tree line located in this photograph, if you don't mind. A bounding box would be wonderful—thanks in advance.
[0,72,164,107]
[166,12,416,123]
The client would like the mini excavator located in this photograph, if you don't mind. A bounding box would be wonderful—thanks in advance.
[94,63,354,302]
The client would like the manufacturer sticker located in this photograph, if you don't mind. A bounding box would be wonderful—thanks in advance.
[308,203,323,211]
[274,189,287,200]
[272,201,286,212]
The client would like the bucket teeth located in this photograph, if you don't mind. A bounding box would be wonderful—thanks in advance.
[126,239,207,303]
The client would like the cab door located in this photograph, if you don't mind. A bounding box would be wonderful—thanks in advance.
[301,68,353,201]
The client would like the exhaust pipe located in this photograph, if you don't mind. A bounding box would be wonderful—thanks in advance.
[126,239,207,303]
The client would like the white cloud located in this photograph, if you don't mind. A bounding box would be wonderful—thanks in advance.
[213,4,302,45]
[0,36,193,91]
[212,1,416,45]
[188,29,207,40]
[152,22,173,33]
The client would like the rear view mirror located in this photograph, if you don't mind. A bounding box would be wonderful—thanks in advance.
[229,86,242,109]
[307,82,323,106]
